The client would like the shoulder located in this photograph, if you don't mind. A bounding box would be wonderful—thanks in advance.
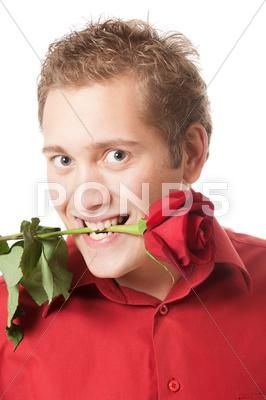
[224,227,266,259]
[224,227,266,285]
[224,227,266,249]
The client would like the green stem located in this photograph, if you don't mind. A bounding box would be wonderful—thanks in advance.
[0,233,24,241]
[0,218,147,242]
[145,248,175,285]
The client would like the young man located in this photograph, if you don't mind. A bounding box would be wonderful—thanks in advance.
[0,17,265,399]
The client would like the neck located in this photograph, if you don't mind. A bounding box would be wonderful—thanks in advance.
[114,257,181,301]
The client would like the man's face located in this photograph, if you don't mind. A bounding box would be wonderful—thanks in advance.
[42,75,184,280]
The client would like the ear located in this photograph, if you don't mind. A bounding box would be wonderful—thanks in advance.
[182,123,209,184]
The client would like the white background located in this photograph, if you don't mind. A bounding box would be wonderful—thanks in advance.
[0,0,265,240]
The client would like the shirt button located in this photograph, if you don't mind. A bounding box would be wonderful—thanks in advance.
[168,378,180,392]
[159,304,169,315]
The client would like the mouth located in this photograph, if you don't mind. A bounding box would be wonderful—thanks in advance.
[85,214,129,230]
[75,214,131,245]
[77,214,130,234]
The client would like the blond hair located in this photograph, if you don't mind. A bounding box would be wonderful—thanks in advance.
[37,17,212,168]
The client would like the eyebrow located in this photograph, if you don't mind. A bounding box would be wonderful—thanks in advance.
[42,139,140,154]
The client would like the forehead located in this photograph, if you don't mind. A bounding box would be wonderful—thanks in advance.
[42,77,164,151]
[43,76,141,130]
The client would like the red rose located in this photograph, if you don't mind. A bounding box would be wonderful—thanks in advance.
[143,189,215,270]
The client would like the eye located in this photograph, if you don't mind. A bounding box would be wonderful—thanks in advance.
[50,155,73,168]
[104,149,128,164]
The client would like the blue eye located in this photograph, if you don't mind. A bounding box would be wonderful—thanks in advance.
[50,155,72,168]
[104,149,128,163]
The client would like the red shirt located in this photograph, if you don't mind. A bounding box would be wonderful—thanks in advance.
[0,218,266,399]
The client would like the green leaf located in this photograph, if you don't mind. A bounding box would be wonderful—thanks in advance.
[20,236,72,305]
[35,224,61,235]
[6,322,24,351]
[7,285,19,327]
[20,217,40,233]
[19,218,42,278]
[41,236,72,301]
[0,242,23,286]
[43,236,68,268]
[0,242,25,349]
[0,237,9,254]
[40,251,54,303]
[20,262,48,306]
[48,260,72,301]
[1,220,72,350]
[13,304,26,318]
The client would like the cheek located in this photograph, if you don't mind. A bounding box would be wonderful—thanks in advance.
[47,169,58,200]
[128,167,162,194]
[119,168,160,213]
[46,167,73,209]
[47,185,66,215]
[46,172,68,214]
[122,162,161,191]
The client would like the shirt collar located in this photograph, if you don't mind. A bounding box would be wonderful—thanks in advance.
[42,217,252,317]
[120,218,252,306]
[212,218,252,290]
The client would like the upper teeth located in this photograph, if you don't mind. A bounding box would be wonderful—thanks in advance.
[83,216,125,231]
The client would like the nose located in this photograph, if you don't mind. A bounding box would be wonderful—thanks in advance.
[73,174,111,220]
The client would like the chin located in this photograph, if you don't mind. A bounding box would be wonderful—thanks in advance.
[83,257,135,280]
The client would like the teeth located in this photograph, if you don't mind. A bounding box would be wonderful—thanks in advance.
[111,218,117,226]
[84,221,97,231]
[96,222,105,231]
[83,217,120,231]
[104,220,112,229]
[90,232,113,240]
